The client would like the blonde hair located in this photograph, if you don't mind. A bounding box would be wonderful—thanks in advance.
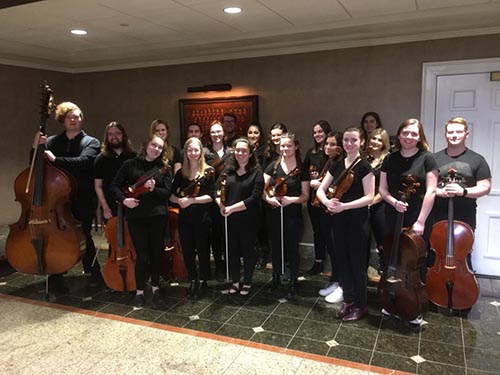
[181,137,209,178]
[367,128,390,158]
[445,117,468,132]
[55,102,83,123]
[150,119,174,162]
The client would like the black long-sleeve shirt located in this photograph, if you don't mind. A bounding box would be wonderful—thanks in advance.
[110,158,172,219]
[44,131,100,200]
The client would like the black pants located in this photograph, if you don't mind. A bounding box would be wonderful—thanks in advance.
[227,217,258,284]
[332,208,370,309]
[209,203,225,274]
[319,210,339,283]
[179,217,211,281]
[74,199,99,275]
[307,203,327,261]
[368,201,386,262]
[127,216,167,291]
[267,205,302,281]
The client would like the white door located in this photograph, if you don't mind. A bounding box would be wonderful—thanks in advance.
[428,72,500,276]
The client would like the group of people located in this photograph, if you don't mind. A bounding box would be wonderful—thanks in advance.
[32,102,491,325]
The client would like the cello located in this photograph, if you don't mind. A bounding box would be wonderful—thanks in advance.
[378,175,428,321]
[427,168,478,310]
[102,204,136,291]
[6,82,86,275]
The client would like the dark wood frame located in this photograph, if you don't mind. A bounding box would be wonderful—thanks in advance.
[179,95,259,145]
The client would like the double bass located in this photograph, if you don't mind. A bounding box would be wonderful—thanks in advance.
[102,204,136,291]
[6,83,86,275]
[427,168,478,310]
[378,175,428,321]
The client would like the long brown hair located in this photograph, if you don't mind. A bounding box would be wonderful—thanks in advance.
[101,121,134,157]
[393,118,430,151]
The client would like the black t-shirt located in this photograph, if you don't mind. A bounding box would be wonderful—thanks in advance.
[171,168,215,224]
[433,148,491,229]
[94,150,136,215]
[328,157,373,203]
[264,161,310,198]
[381,150,437,223]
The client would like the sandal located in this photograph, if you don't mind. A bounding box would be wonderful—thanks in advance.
[239,284,252,296]
[228,283,240,294]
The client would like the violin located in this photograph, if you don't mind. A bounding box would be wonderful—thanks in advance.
[102,204,136,291]
[311,147,343,207]
[176,166,215,198]
[427,168,478,310]
[124,165,171,198]
[323,156,362,214]
[265,167,300,198]
[6,82,86,275]
[378,175,428,321]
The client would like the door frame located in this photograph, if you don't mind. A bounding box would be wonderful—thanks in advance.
[421,57,500,151]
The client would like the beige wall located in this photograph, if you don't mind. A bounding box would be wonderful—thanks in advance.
[2,33,500,229]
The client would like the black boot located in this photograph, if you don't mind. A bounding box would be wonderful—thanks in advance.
[269,273,281,291]
[287,279,299,299]
[306,260,323,276]
[188,280,200,298]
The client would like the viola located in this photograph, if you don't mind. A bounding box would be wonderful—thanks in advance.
[265,167,300,198]
[102,204,136,291]
[124,165,171,198]
[209,150,233,176]
[6,82,86,275]
[176,166,215,198]
[427,168,478,310]
[323,156,362,214]
[378,175,428,321]
[219,172,228,205]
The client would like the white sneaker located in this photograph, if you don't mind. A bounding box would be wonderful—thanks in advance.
[325,286,343,303]
[409,315,423,325]
[319,282,338,297]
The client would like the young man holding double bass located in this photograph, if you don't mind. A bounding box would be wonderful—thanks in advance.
[33,101,101,291]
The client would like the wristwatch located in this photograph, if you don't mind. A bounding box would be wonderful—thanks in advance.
[462,187,468,197]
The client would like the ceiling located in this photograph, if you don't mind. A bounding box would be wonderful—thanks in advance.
[1,0,500,73]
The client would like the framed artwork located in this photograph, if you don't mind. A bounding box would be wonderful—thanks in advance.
[179,95,259,144]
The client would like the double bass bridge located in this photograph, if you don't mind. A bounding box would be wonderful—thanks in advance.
[28,218,50,225]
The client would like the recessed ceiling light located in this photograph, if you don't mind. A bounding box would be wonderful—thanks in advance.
[223,7,242,14]
[70,29,87,35]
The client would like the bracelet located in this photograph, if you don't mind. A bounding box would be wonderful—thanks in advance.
[463,188,468,197]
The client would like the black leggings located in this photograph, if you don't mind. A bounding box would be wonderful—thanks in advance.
[227,218,258,284]
[179,218,211,281]
[127,216,167,291]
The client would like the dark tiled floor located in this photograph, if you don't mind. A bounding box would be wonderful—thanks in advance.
[1,254,500,375]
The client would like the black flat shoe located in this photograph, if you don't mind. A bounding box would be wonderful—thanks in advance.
[188,280,200,298]
[133,294,145,309]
